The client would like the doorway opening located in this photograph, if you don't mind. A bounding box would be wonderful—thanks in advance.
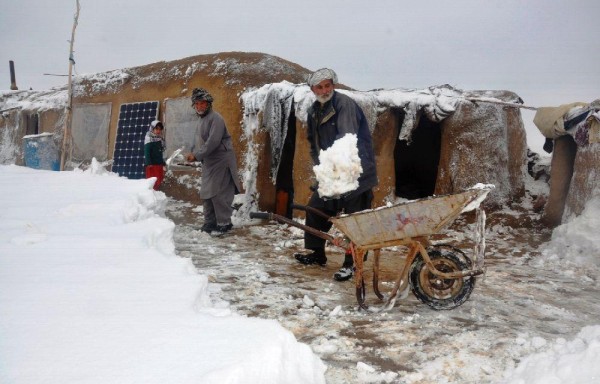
[23,112,39,135]
[394,113,441,199]
[274,105,296,218]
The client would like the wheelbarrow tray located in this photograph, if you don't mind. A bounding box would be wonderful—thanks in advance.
[331,188,490,250]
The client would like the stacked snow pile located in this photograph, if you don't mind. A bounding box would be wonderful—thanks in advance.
[535,197,600,273]
[501,326,600,383]
[314,134,362,198]
[0,164,326,384]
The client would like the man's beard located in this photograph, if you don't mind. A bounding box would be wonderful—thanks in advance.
[195,105,211,117]
[316,92,333,104]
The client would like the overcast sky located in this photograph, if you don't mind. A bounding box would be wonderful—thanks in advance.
[1,0,599,152]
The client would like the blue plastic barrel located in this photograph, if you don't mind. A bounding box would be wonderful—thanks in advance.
[23,133,60,171]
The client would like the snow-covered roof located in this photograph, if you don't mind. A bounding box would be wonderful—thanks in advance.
[241,81,519,141]
[71,52,312,98]
[0,88,67,113]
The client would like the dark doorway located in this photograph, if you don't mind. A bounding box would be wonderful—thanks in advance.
[24,112,39,136]
[394,114,441,199]
[274,105,296,218]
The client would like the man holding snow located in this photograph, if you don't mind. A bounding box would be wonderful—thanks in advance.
[295,68,378,281]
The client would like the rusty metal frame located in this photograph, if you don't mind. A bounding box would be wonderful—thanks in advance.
[249,187,491,311]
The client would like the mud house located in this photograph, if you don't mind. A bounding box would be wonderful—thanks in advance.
[240,81,532,217]
[1,51,563,221]
[532,101,600,227]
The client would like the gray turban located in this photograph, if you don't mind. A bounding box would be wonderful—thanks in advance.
[307,68,338,87]
[191,87,214,105]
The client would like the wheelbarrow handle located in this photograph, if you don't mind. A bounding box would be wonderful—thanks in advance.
[250,210,336,243]
[291,203,331,220]
[249,212,271,220]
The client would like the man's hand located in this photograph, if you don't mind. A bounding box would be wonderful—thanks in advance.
[186,153,196,162]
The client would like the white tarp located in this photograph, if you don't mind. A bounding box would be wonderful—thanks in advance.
[164,97,197,156]
[71,103,111,162]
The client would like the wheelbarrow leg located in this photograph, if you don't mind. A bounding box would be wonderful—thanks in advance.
[384,242,419,309]
[356,278,366,309]
[351,245,369,310]
[372,249,384,300]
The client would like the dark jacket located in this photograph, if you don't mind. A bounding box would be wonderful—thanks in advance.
[306,91,378,199]
[144,139,166,166]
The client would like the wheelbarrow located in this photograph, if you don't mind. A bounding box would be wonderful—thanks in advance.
[250,185,493,311]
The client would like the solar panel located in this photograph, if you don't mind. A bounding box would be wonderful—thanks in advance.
[112,101,159,179]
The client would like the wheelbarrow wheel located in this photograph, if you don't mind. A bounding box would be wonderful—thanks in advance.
[408,249,475,310]
[429,244,473,269]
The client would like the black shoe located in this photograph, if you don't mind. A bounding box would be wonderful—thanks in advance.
[295,251,327,266]
[211,223,233,236]
[333,262,354,281]
[217,223,233,232]
[200,223,217,233]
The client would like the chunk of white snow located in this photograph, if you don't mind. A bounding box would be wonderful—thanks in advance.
[314,134,362,198]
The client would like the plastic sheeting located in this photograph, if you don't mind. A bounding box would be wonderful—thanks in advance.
[164,97,198,157]
[71,103,111,162]
[260,86,295,183]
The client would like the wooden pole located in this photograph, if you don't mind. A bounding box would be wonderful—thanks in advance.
[60,0,80,171]
[465,97,538,111]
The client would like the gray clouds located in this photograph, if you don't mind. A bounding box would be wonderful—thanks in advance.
[1,0,598,152]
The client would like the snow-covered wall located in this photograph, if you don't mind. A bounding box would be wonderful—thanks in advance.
[564,142,600,221]
[1,90,67,167]
[0,109,23,165]
[437,91,528,206]
[241,82,527,208]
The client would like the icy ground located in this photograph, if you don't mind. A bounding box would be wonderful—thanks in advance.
[166,198,600,384]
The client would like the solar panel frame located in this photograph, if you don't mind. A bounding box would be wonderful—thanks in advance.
[112,101,160,179]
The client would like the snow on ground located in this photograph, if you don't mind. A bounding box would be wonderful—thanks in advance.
[0,163,325,384]
[533,197,600,276]
[1,163,600,383]
[170,176,600,383]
